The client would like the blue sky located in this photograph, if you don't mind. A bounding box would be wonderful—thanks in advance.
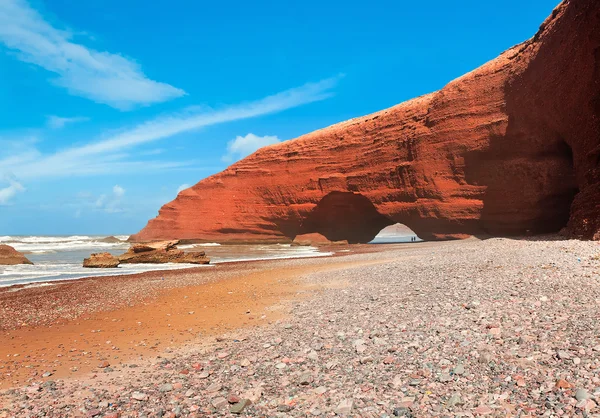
[0,0,558,235]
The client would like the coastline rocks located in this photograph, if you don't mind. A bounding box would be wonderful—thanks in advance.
[118,241,210,264]
[130,240,179,253]
[96,236,123,243]
[292,233,348,246]
[0,244,33,265]
[83,253,120,268]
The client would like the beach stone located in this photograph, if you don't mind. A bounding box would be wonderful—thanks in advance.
[227,394,241,404]
[393,407,414,417]
[211,397,228,409]
[131,392,147,401]
[230,399,251,414]
[83,253,119,268]
[473,405,493,415]
[206,383,222,393]
[439,373,452,383]
[298,372,313,385]
[335,399,353,415]
[446,394,463,408]
[453,364,465,375]
[159,383,173,393]
[575,389,590,401]
[278,404,293,412]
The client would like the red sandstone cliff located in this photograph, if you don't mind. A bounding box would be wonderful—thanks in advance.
[133,0,600,243]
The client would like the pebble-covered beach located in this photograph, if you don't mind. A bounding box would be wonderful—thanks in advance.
[2,237,600,417]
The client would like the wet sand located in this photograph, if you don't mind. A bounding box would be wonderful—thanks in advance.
[0,244,395,388]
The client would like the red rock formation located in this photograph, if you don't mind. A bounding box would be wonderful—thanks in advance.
[83,253,120,268]
[133,0,600,243]
[118,241,210,264]
[0,245,33,265]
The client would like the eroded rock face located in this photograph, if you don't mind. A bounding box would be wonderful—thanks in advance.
[83,253,120,268]
[119,242,210,265]
[133,0,600,243]
[0,245,33,265]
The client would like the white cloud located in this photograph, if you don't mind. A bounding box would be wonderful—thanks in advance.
[113,184,125,197]
[0,176,25,205]
[0,0,185,109]
[177,183,190,193]
[0,76,341,180]
[47,115,89,129]
[222,133,281,163]
[86,185,125,213]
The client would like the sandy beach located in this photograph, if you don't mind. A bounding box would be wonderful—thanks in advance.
[1,237,600,417]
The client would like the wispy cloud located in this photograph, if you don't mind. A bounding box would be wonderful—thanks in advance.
[77,184,126,215]
[0,176,25,205]
[222,133,281,163]
[0,0,185,109]
[47,115,89,129]
[112,184,125,198]
[0,76,341,180]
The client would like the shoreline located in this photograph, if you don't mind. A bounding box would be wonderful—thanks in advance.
[3,237,598,416]
[0,241,347,290]
[0,243,408,388]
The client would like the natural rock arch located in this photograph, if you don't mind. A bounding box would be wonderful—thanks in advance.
[298,192,395,243]
[131,0,600,244]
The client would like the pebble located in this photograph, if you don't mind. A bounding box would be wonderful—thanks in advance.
[131,392,147,401]
[452,364,465,375]
[298,371,313,385]
[446,394,463,408]
[211,396,228,409]
[230,399,251,414]
[335,399,354,415]
[439,373,452,383]
[159,383,173,393]
[206,383,222,393]
[3,239,600,418]
[575,388,590,401]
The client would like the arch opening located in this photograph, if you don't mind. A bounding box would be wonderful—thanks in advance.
[299,192,395,243]
[369,223,422,244]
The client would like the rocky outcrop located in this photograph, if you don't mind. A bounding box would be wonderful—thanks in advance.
[118,241,210,264]
[133,0,600,243]
[96,236,123,243]
[83,253,120,268]
[0,245,33,265]
[293,233,348,246]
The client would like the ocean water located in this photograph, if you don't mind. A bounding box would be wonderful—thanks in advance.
[0,236,331,288]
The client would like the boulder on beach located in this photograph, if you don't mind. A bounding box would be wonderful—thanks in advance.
[292,233,348,246]
[0,244,33,265]
[119,241,210,264]
[96,236,123,243]
[83,252,120,268]
[130,240,179,253]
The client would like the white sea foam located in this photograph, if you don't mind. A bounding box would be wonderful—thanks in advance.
[0,236,332,288]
